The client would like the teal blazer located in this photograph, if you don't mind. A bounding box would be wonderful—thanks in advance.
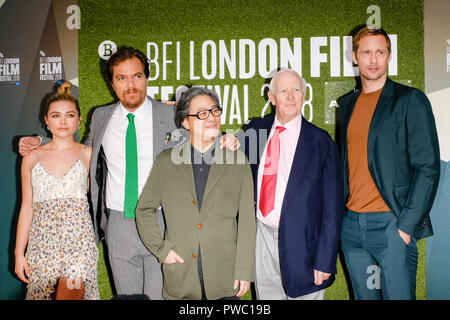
[338,78,440,239]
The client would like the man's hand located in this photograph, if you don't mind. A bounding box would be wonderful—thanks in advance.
[164,250,184,264]
[314,269,331,286]
[220,134,240,151]
[162,100,177,106]
[18,136,40,156]
[233,280,250,297]
[398,229,411,246]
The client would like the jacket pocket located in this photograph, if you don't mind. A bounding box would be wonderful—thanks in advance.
[214,187,238,218]
[379,122,401,134]
[162,262,182,295]
[394,185,410,204]
[394,185,410,197]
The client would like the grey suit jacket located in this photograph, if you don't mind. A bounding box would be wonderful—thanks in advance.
[83,96,182,243]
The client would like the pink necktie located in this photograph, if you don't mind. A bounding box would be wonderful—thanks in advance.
[259,126,286,217]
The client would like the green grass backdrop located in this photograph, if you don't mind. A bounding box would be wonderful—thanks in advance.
[79,0,426,299]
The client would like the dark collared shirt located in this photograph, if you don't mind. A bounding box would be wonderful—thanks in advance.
[190,143,220,300]
[191,143,215,210]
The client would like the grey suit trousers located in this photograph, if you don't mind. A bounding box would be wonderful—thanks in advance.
[255,220,325,300]
[105,208,164,300]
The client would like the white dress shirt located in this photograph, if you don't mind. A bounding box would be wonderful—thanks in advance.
[256,114,302,228]
[102,98,153,212]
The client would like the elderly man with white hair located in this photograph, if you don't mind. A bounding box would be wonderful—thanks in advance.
[240,68,344,300]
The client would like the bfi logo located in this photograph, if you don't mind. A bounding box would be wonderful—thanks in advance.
[98,41,117,60]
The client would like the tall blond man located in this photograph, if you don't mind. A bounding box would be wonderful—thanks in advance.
[338,26,440,299]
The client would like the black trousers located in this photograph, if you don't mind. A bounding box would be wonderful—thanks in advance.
[197,247,239,300]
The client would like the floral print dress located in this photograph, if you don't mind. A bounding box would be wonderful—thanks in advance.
[26,152,99,300]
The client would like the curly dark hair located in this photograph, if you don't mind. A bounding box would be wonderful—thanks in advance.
[106,46,150,82]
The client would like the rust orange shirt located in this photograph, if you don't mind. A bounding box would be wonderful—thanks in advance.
[346,88,390,212]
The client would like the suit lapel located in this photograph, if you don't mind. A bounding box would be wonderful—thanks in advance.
[152,98,169,159]
[341,91,359,158]
[367,78,394,168]
[202,142,230,196]
[95,102,118,151]
[254,115,275,188]
[173,140,197,201]
[198,140,232,221]
[258,115,275,162]
[280,118,314,212]
[92,102,119,168]
[89,102,118,230]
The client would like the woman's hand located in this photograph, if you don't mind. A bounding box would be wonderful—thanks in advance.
[15,255,30,284]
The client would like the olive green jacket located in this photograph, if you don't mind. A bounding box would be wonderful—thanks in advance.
[136,138,256,300]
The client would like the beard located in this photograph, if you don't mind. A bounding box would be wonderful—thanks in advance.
[120,89,146,110]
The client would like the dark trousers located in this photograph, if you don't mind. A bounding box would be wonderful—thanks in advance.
[198,248,239,300]
[340,210,418,300]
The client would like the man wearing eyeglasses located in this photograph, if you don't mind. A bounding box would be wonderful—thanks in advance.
[240,68,343,300]
[17,47,241,300]
[135,86,256,300]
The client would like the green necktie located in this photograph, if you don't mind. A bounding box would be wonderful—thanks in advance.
[124,113,138,218]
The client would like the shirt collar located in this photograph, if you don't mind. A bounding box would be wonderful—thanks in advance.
[273,112,302,134]
[119,97,151,122]
[190,142,216,165]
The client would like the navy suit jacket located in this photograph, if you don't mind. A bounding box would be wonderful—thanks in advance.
[241,115,344,297]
